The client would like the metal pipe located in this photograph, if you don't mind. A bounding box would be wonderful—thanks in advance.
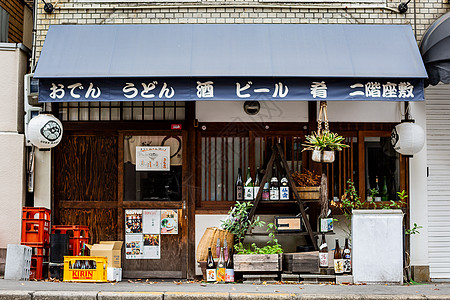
[31,0,38,72]
[56,3,400,13]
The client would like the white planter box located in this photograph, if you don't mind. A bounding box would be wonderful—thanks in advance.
[352,209,403,284]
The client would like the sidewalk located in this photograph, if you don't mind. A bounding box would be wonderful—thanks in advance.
[0,279,450,299]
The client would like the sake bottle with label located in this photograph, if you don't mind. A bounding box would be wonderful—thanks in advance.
[279,172,289,200]
[270,168,279,200]
[319,233,329,268]
[206,247,216,282]
[225,248,235,283]
[262,182,270,201]
[244,167,254,201]
[343,238,352,274]
[334,239,344,274]
[235,168,243,201]
[254,168,261,199]
[216,247,226,283]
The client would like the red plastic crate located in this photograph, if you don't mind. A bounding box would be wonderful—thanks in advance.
[30,255,49,280]
[51,226,89,256]
[22,207,51,221]
[21,243,49,257]
[21,219,50,244]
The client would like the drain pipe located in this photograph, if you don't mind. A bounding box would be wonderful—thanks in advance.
[30,0,38,72]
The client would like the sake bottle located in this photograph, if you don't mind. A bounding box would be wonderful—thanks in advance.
[254,168,261,199]
[244,167,254,201]
[334,239,344,274]
[206,247,216,282]
[225,248,235,283]
[235,168,243,201]
[343,238,352,274]
[216,247,226,283]
[319,233,329,268]
[269,168,279,200]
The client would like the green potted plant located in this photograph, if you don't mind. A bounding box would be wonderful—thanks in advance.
[233,223,283,272]
[302,130,349,163]
[220,201,265,245]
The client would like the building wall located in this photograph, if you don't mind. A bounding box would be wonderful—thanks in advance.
[33,1,449,60]
[0,0,25,44]
[0,46,28,248]
[34,0,440,279]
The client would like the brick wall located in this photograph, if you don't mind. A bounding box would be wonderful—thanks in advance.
[0,0,24,43]
[35,0,449,60]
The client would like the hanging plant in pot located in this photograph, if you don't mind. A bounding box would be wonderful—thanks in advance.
[302,130,349,163]
[302,101,349,163]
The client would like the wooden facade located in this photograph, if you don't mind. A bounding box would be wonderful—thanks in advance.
[51,102,410,278]
[0,0,25,43]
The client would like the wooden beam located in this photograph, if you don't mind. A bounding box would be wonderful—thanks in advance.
[59,201,118,209]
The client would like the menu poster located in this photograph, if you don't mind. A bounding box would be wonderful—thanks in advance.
[143,210,161,234]
[125,209,143,234]
[160,210,178,234]
[143,234,160,259]
[136,146,170,171]
[125,234,144,259]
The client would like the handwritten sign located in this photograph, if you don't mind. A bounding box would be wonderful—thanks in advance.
[136,146,170,171]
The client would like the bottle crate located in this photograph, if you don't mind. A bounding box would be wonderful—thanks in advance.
[21,243,49,257]
[63,256,107,282]
[21,219,50,244]
[22,207,51,221]
[51,226,89,256]
[30,255,49,280]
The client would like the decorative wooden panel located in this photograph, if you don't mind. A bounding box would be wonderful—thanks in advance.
[57,208,117,244]
[54,135,118,202]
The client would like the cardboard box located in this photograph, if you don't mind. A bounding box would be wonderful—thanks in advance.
[87,241,123,268]
[107,267,122,282]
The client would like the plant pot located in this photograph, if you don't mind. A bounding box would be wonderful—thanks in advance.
[233,254,281,272]
[296,186,320,200]
[312,150,335,163]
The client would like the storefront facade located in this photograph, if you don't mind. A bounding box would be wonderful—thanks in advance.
[28,0,449,280]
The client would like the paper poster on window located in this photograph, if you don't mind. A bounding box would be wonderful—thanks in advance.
[136,146,170,171]
[160,210,178,234]
[142,210,161,234]
[125,210,143,234]
[143,234,160,259]
[125,234,144,259]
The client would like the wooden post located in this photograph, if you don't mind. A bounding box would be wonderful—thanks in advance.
[320,163,329,218]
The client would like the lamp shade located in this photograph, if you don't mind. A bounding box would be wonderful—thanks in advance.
[27,114,63,148]
[391,120,425,156]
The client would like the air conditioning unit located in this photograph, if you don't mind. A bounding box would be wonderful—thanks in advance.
[24,73,42,146]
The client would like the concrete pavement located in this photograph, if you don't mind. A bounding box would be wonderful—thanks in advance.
[0,279,450,299]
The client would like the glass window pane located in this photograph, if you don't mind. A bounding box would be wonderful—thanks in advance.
[365,136,399,201]
[123,135,183,201]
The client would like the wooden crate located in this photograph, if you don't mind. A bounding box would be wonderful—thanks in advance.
[234,254,281,272]
[282,251,319,274]
[296,187,320,200]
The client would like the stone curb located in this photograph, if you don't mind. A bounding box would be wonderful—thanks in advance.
[0,290,32,300]
[33,291,98,299]
[99,292,164,299]
[0,291,449,300]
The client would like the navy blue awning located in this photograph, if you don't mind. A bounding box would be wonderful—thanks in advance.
[34,24,427,102]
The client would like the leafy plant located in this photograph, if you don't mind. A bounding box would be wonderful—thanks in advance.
[368,188,379,198]
[302,130,349,152]
[338,180,365,221]
[406,223,423,235]
[234,223,283,255]
[379,190,407,209]
[220,201,265,244]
